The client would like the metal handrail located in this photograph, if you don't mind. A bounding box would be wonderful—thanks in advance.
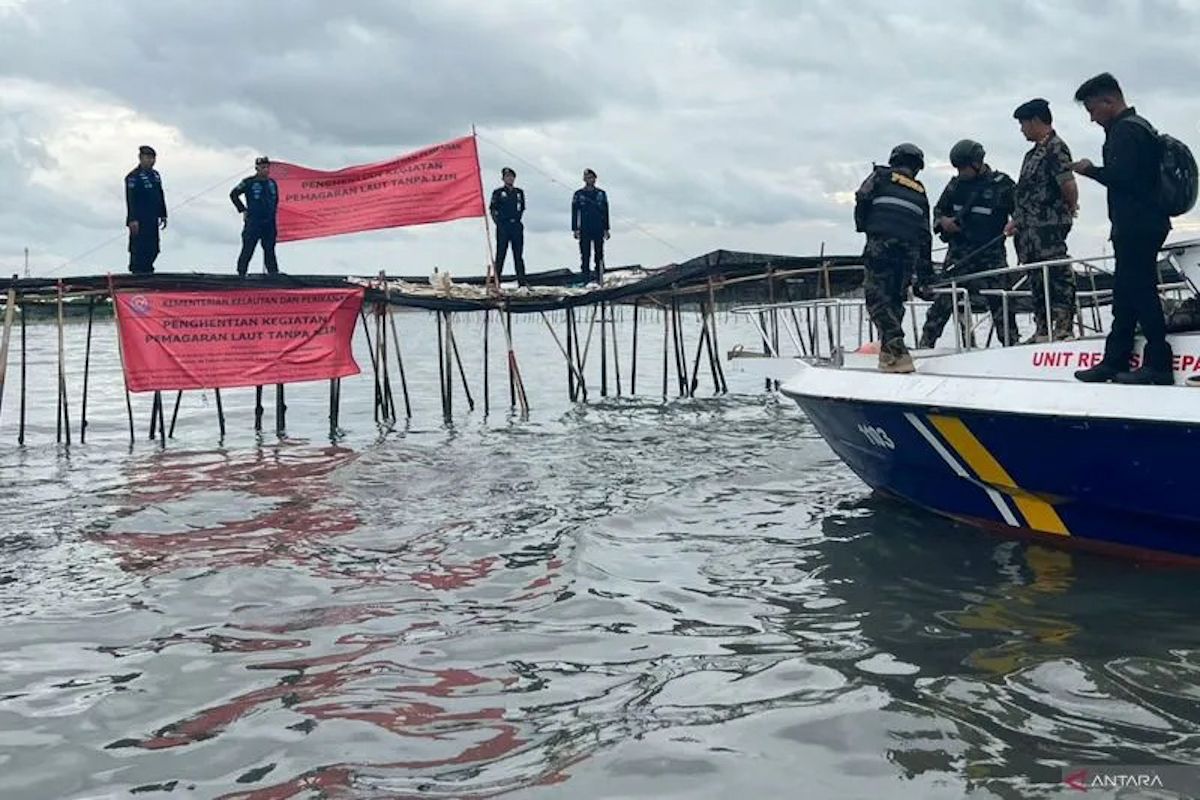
[730,246,1200,361]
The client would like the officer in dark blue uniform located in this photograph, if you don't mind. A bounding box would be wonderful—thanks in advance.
[125,145,168,274]
[571,168,610,283]
[489,167,527,286]
[230,156,280,276]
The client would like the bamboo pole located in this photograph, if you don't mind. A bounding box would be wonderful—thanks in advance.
[106,276,135,446]
[359,308,383,423]
[275,383,285,435]
[446,312,475,412]
[569,307,587,402]
[387,307,411,419]
[610,303,622,397]
[688,316,710,397]
[482,307,491,415]
[375,277,395,423]
[56,279,70,444]
[505,309,515,409]
[436,311,448,419]
[328,379,337,437]
[600,301,608,397]
[566,308,576,401]
[18,298,26,445]
[539,311,588,391]
[168,390,182,438]
[672,296,687,397]
[156,390,166,447]
[80,297,94,442]
[444,311,454,417]
[630,299,639,395]
[0,279,16,426]
[254,386,264,431]
[661,301,669,399]
[214,388,226,438]
[149,391,160,441]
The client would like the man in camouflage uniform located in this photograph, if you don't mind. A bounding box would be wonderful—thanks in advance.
[919,139,1019,348]
[854,143,934,373]
[1006,98,1080,342]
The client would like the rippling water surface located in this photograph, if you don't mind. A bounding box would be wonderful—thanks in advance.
[2,310,1200,799]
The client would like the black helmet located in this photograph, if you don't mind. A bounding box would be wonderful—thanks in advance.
[949,139,985,168]
[888,142,924,170]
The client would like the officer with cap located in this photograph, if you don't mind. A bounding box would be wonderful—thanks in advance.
[1006,98,1079,342]
[853,142,934,373]
[230,156,280,276]
[489,167,527,286]
[918,139,1019,348]
[571,168,610,284]
[125,145,168,274]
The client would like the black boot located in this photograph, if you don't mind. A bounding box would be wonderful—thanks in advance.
[1075,361,1122,383]
[1114,341,1174,386]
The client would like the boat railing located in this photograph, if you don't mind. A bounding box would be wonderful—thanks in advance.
[729,239,1200,361]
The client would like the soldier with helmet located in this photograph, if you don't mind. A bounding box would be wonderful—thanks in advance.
[853,142,934,373]
[918,139,1019,348]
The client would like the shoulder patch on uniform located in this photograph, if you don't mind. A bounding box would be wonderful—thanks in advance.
[892,173,923,192]
[891,172,924,193]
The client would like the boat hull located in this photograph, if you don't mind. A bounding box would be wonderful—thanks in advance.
[787,390,1200,563]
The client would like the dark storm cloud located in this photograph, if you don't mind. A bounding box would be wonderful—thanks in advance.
[0,0,656,153]
[3,0,1200,275]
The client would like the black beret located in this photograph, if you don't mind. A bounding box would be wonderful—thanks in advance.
[1013,98,1052,123]
[138,145,156,156]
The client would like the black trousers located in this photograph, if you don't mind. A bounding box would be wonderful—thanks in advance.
[495,223,526,284]
[1103,228,1170,369]
[579,231,605,280]
[237,221,278,275]
[128,221,160,275]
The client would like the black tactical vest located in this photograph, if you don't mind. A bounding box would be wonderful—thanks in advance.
[862,168,930,243]
[947,172,1010,247]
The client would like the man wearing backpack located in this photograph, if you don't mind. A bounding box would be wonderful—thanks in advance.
[1071,72,1175,385]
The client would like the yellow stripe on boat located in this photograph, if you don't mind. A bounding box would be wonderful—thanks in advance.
[929,414,1069,536]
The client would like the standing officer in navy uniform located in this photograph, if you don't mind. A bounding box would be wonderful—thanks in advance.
[489,167,527,286]
[230,156,280,276]
[125,145,167,274]
[571,168,610,283]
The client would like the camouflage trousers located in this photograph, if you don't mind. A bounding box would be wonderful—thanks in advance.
[1015,223,1075,337]
[919,252,1019,347]
[863,237,919,356]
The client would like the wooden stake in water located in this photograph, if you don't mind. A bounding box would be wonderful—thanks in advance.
[56,279,71,445]
[0,278,17,426]
[445,312,474,412]
[387,307,411,419]
[106,275,135,446]
[215,388,226,439]
[600,301,608,397]
[630,299,640,395]
[18,298,25,445]
[275,383,285,435]
[80,296,95,442]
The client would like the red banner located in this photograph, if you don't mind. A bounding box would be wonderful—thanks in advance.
[273,135,485,242]
[114,288,363,392]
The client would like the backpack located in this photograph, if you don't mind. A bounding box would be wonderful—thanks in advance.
[1127,115,1198,216]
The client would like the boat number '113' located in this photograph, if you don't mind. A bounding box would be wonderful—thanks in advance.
[858,423,895,450]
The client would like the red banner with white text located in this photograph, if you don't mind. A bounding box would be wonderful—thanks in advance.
[115,288,363,392]
[273,135,485,242]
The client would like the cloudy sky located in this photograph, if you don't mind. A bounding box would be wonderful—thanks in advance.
[2,0,1200,279]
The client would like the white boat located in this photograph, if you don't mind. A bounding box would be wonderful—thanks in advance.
[738,240,1200,563]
